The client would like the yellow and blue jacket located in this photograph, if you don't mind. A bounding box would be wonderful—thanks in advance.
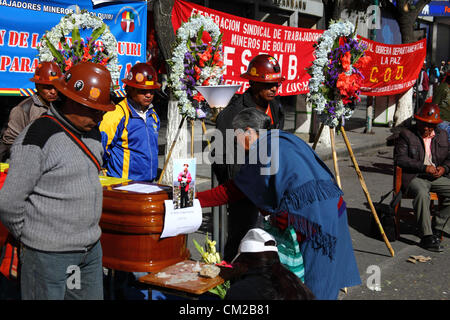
[99,98,160,182]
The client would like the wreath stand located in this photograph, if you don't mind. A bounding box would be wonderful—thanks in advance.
[158,81,241,184]
[313,122,395,257]
[158,116,204,185]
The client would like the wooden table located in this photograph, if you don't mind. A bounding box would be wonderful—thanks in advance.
[138,260,224,299]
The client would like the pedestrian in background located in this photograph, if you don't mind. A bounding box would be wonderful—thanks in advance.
[0,61,62,162]
[428,63,440,98]
[417,62,429,108]
[435,72,450,141]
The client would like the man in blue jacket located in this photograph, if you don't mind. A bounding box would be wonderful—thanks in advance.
[100,62,161,182]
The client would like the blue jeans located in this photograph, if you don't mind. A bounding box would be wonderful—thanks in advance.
[20,241,103,300]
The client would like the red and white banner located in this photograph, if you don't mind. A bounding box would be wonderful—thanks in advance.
[171,0,426,97]
[358,37,427,96]
[172,0,323,96]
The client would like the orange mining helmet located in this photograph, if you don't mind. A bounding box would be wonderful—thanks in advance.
[30,61,63,85]
[52,62,115,112]
[122,63,161,89]
[240,54,285,83]
[414,102,443,124]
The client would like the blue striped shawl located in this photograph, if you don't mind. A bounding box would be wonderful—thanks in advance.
[233,130,344,260]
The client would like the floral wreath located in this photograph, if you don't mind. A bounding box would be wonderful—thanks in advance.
[38,9,120,85]
[307,20,371,128]
[168,14,225,120]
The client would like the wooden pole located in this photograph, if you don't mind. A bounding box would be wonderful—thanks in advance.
[330,126,345,294]
[340,126,395,257]
[329,127,342,188]
[201,120,211,150]
[312,123,324,150]
[190,120,195,158]
[158,115,186,185]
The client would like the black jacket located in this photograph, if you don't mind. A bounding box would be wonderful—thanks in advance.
[225,268,275,300]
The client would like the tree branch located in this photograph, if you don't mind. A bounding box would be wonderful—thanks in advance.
[153,0,176,72]
[379,0,399,15]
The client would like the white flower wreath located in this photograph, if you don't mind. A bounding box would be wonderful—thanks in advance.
[38,10,120,84]
[307,20,358,128]
[168,14,224,119]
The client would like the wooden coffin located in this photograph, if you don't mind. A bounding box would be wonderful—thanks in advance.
[100,181,190,273]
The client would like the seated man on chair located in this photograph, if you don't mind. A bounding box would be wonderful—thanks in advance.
[395,102,450,252]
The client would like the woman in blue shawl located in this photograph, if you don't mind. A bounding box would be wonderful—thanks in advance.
[197,108,361,300]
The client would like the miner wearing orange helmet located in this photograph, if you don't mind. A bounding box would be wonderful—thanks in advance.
[0,61,62,161]
[99,62,162,182]
[0,62,115,299]
[395,102,450,252]
[213,54,286,261]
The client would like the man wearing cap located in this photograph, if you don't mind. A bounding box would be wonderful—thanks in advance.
[0,62,115,299]
[223,228,315,300]
[0,61,62,162]
[213,54,285,262]
[417,62,429,110]
[99,62,161,182]
[395,102,450,252]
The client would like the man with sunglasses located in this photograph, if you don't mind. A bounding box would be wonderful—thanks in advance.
[99,62,161,182]
[0,61,62,162]
[0,62,115,299]
[213,54,285,262]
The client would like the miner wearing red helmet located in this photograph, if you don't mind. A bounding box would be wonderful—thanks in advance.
[0,62,115,299]
[99,62,162,182]
[395,102,450,252]
[0,61,63,161]
[213,54,286,262]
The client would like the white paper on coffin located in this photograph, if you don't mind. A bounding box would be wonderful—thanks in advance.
[194,85,241,108]
[160,199,202,238]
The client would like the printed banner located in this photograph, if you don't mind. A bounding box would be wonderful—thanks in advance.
[172,0,427,97]
[358,38,427,96]
[172,0,323,96]
[420,1,450,16]
[0,0,147,96]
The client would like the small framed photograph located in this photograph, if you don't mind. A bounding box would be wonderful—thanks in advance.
[172,158,196,209]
